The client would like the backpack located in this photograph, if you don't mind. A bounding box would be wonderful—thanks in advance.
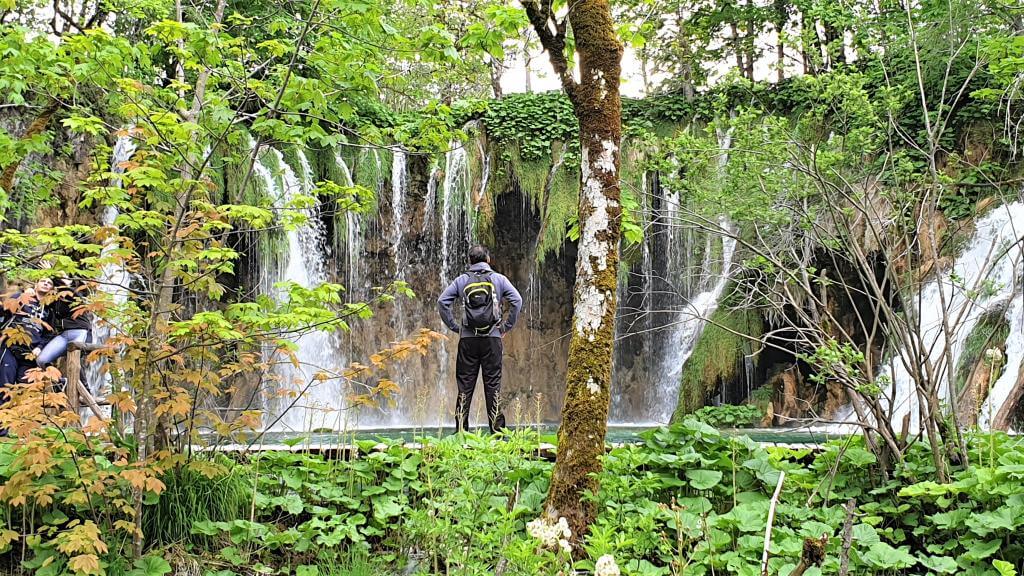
[462,270,500,335]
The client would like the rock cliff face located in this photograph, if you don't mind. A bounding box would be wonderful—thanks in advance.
[242,130,739,429]
[10,114,1022,432]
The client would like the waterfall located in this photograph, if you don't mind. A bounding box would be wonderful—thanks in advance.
[334,150,364,294]
[877,201,1024,432]
[475,126,490,218]
[637,127,736,424]
[424,161,438,234]
[650,217,737,422]
[391,148,407,273]
[440,141,471,284]
[82,134,138,416]
[257,146,344,432]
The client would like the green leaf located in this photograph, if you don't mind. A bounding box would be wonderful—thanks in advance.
[851,523,880,546]
[687,469,723,490]
[372,495,405,519]
[296,566,318,576]
[994,560,1017,576]
[861,542,917,569]
[918,555,959,574]
[127,556,172,576]
[966,505,1022,536]
[962,539,1001,560]
[42,510,69,525]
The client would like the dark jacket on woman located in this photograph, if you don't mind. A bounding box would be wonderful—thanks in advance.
[50,281,92,332]
[0,291,53,355]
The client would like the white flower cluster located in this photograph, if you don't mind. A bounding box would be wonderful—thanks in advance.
[985,348,1004,363]
[595,554,621,576]
[527,516,572,553]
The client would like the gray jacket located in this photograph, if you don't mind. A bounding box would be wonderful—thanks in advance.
[437,262,522,338]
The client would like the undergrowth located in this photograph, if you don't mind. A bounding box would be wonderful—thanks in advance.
[3,424,1024,575]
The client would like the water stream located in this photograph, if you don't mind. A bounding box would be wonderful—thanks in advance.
[843,201,1024,432]
[82,134,139,419]
[256,146,346,432]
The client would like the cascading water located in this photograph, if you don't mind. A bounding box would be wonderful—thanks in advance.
[423,161,438,234]
[626,127,736,424]
[390,148,407,273]
[651,218,737,422]
[334,150,364,293]
[83,134,138,417]
[475,125,490,216]
[440,141,472,285]
[874,201,1024,432]
[256,146,344,432]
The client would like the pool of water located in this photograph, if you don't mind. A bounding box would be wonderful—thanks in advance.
[245,423,845,448]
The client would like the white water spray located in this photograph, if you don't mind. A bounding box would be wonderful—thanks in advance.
[257,146,343,432]
[876,202,1024,431]
[829,202,1024,433]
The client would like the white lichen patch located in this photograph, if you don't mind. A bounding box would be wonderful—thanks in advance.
[586,377,600,395]
[574,284,606,339]
[596,140,617,173]
[572,142,620,340]
[594,69,608,100]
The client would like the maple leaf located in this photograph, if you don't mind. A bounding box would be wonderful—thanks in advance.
[144,476,166,494]
[68,553,102,575]
[0,529,18,551]
[120,469,147,490]
[114,520,141,536]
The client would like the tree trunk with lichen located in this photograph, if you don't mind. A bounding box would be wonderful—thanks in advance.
[522,0,623,546]
[0,101,60,199]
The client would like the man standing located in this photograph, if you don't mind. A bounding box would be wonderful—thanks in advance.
[437,246,522,433]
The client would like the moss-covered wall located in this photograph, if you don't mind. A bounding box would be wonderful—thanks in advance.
[672,292,764,422]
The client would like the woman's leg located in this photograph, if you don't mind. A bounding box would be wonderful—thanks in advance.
[36,333,69,367]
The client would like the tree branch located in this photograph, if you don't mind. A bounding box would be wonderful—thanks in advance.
[522,0,578,103]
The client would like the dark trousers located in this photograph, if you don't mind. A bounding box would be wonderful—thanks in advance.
[0,346,33,403]
[455,336,506,433]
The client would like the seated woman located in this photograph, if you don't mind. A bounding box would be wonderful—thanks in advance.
[36,277,93,368]
[0,277,55,390]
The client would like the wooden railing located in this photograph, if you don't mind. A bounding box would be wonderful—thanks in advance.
[61,343,108,424]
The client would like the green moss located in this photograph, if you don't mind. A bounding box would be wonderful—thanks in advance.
[955,306,1011,393]
[351,147,389,218]
[278,146,305,182]
[672,292,764,421]
[477,140,580,262]
[939,222,972,261]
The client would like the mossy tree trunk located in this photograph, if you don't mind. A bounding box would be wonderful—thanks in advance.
[0,101,60,200]
[522,0,623,546]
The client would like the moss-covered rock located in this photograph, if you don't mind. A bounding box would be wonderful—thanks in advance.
[672,294,763,421]
[956,306,1011,394]
[954,305,1011,425]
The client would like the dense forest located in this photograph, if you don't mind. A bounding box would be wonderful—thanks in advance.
[0,0,1023,574]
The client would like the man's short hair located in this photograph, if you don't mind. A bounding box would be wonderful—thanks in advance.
[469,245,490,264]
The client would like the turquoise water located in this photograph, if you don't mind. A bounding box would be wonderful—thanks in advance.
[249,424,843,447]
